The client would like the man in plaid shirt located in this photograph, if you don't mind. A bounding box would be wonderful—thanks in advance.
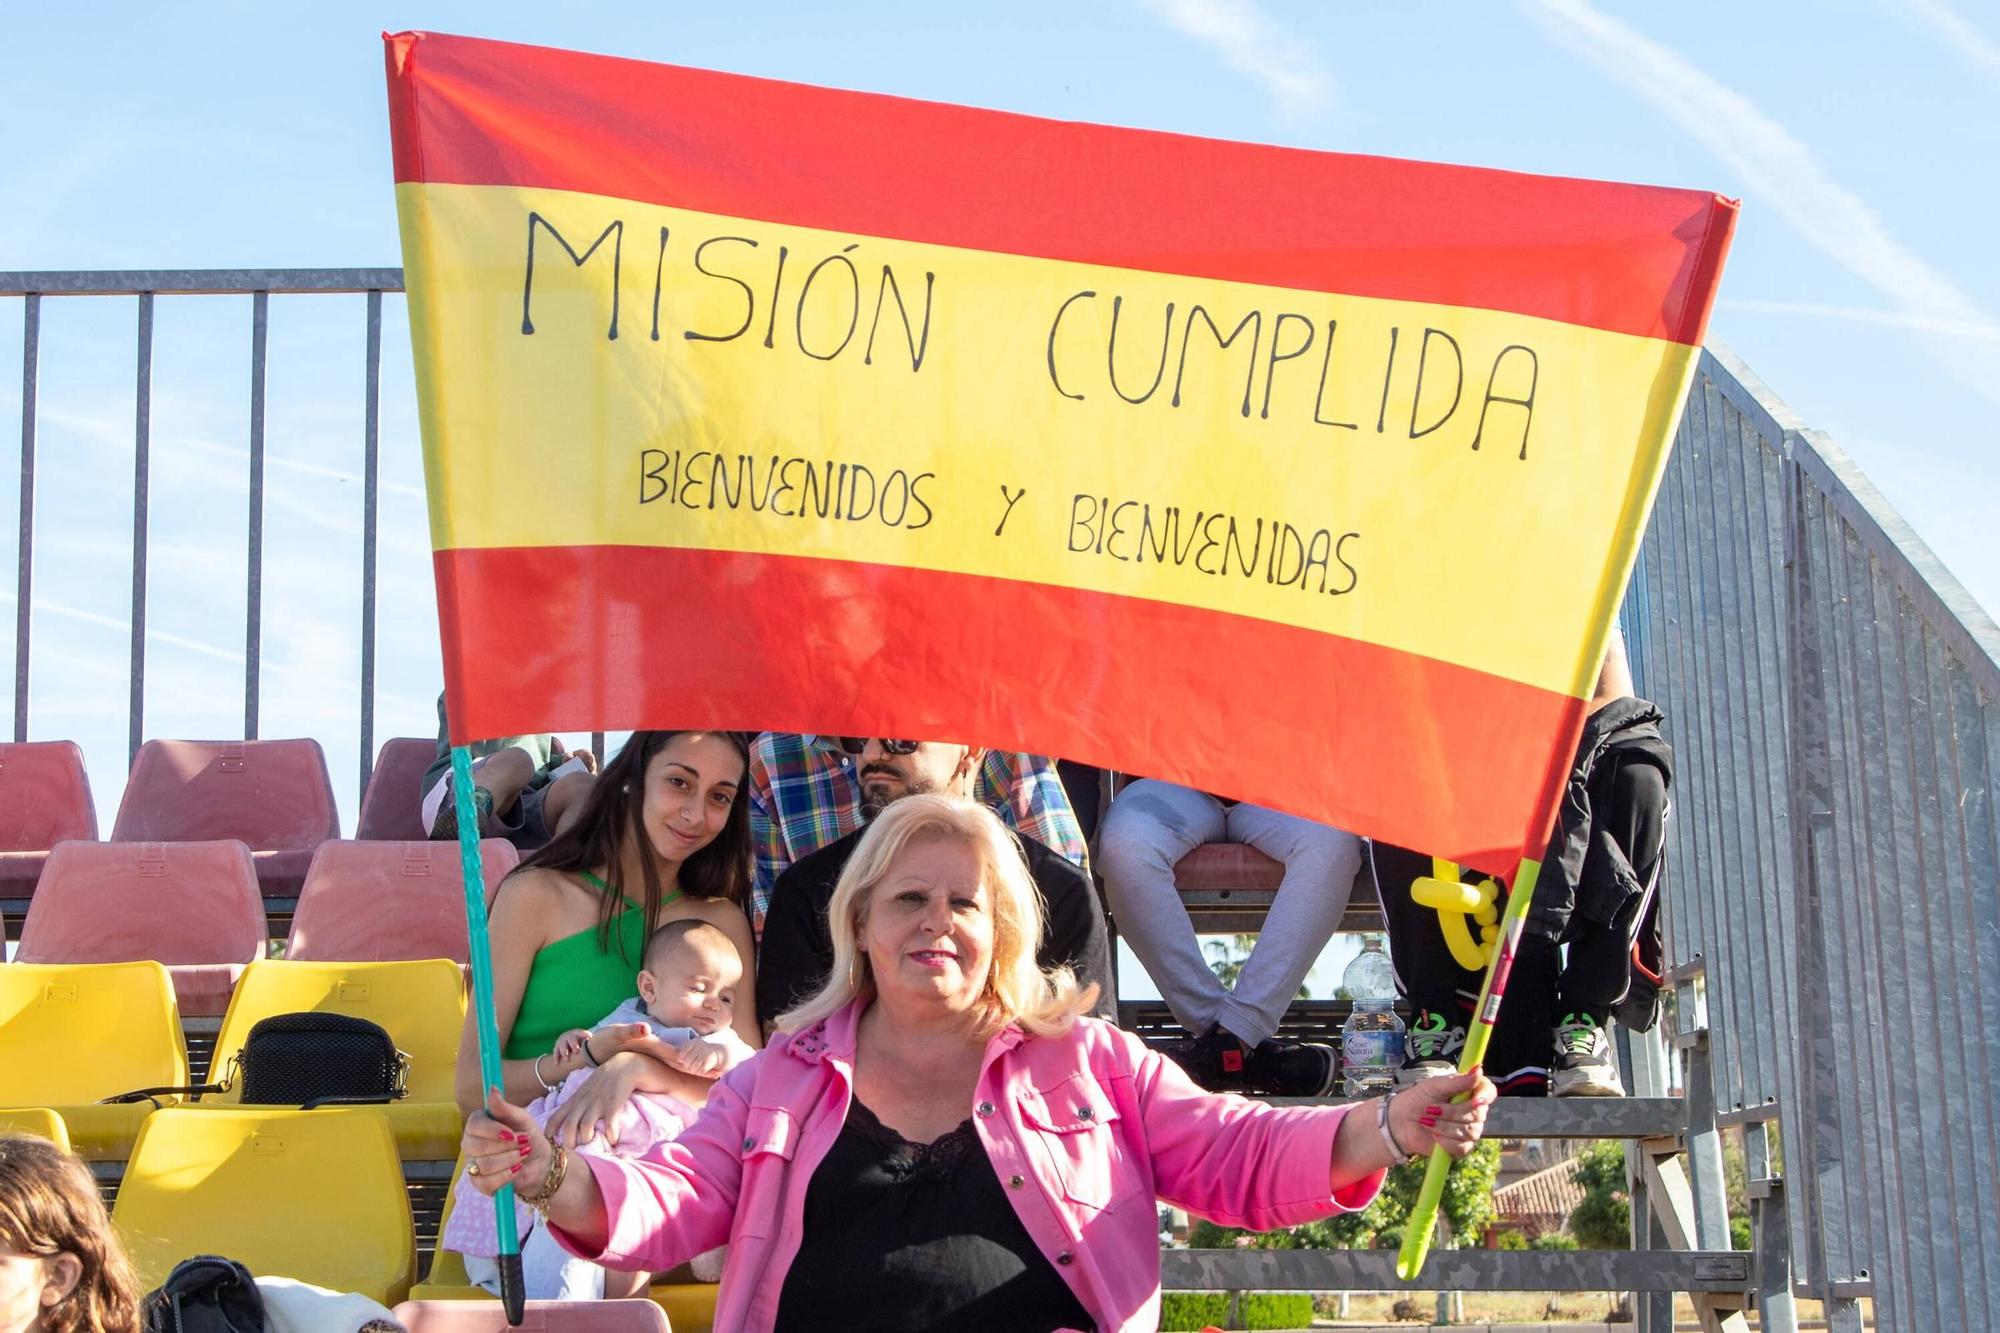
[747,733,1089,934]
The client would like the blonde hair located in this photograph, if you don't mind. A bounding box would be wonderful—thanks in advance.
[0,1135,143,1333]
[776,794,1099,1038]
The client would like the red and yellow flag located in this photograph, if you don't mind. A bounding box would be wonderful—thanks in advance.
[385,31,1734,874]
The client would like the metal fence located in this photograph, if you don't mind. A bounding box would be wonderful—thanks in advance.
[1624,345,2000,1332]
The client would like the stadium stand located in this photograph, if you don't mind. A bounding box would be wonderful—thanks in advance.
[113,1106,414,1304]
[0,960,188,1160]
[393,1300,671,1331]
[111,739,340,901]
[207,958,466,1158]
[0,739,98,909]
[0,1106,73,1152]
[16,840,268,1016]
[287,838,520,964]
[357,736,442,841]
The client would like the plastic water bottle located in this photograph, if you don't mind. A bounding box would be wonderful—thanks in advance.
[1340,935,1405,1096]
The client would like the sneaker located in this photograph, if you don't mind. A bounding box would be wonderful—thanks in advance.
[429,783,494,841]
[1244,1039,1340,1098]
[1160,1026,1252,1093]
[1552,1013,1625,1097]
[1395,1010,1466,1087]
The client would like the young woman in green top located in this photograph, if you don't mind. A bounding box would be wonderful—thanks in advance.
[453,730,760,1129]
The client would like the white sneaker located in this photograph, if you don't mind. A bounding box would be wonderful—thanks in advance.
[1551,1013,1624,1097]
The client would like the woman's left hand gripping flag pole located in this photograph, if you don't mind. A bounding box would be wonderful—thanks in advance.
[452,745,527,1325]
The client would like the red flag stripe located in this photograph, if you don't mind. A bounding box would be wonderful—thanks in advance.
[385,31,1736,346]
[433,543,1584,875]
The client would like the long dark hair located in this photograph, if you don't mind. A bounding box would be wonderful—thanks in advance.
[516,730,753,957]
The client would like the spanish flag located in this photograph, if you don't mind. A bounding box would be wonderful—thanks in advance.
[386,31,1734,875]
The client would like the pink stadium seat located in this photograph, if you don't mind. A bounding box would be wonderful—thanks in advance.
[0,741,99,902]
[111,739,339,899]
[286,839,521,964]
[15,840,268,1016]
[393,1301,669,1332]
[356,736,441,841]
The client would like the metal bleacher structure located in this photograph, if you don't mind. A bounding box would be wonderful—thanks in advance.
[3,269,1996,1333]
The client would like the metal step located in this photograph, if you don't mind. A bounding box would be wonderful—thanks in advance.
[1160,1248,1749,1292]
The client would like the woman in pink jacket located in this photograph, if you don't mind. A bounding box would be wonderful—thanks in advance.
[462,794,1495,1332]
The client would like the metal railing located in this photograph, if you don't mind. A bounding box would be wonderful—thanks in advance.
[1624,345,2000,1332]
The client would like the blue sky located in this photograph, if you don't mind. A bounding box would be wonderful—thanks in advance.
[3,0,1997,970]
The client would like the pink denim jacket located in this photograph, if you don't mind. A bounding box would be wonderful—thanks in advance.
[552,1001,1383,1332]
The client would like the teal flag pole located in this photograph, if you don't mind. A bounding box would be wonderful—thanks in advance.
[451,745,526,1324]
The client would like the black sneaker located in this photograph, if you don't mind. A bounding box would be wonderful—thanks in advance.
[428,782,494,841]
[1551,1012,1624,1097]
[1160,1026,1252,1093]
[1244,1039,1340,1098]
[1396,1009,1467,1087]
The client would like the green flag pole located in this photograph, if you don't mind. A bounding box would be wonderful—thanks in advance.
[451,745,526,1324]
[1395,853,1542,1281]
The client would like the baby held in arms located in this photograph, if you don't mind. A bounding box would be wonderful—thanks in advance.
[448,919,753,1299]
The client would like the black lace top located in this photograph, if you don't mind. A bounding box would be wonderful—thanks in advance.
[770,1097,1095,1332]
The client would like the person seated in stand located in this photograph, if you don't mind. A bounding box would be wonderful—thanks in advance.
[0,1134,143,1333]
[1373,628,1673,1097]
[460,796,1495,1333]
[757,738,1116,1030]
[1096,777,1365,1097]
[420,691,596,849]
[748,732,1087,935]
[448,919,752,1298]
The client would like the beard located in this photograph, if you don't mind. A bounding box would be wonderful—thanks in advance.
[860,767,939,818]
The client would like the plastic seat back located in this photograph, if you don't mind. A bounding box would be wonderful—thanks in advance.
[0,741,99,898]
[111,740,340,897]
[394,1301,670,1331]
[288,839,520,964]
[357,737,443,841]
[0,961,187,1106]
[17,841,267,1015]
[0,1107,73,1152]
[209,959,466,1104]
[113,1106,413,1304]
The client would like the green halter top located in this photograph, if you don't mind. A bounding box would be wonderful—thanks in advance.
[503,871,681,1059]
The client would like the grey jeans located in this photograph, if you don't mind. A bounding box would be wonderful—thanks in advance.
[1099,780,1361,1048]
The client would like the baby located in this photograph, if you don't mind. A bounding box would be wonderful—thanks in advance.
[449,919,754,1299]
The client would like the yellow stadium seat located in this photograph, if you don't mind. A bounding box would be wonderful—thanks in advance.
[206,958,466,1157]
[0,1107,72,1152]
[412,1156,716,1332]
[0,961,187,1159]
[113,1106,413,1304]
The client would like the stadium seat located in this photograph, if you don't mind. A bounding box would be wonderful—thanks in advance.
[0,740,99,905]
[113,1106,413,1304]
[394,1300,670,1331]
[357,737,442,841]
[0,1107,73,1152]
[111,739,340,900]
[0,961,187,1160]
[207,959,466,1157]
[287,839,520,964]
[16,840,268,1016]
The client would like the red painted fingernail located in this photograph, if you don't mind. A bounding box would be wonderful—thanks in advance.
[1419,1116,1437,1127]
[1426,1105,1442,1115]
[519,1141,531,1154]
[499,1132,516,1143]
[510,1163,522,1174]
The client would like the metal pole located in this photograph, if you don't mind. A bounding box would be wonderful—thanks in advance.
[359,289,382,807]
[245,290,267,739]
[128,293,153,766]
[14,293,39,742]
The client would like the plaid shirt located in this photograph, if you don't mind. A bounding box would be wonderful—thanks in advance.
[748,734,1088,933]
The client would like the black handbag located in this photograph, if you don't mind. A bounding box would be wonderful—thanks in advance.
[106,1012,410,1109]
[141,1255,266,1333]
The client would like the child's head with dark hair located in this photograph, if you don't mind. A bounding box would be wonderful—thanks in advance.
[637,919,741,1035]
[0,1134,142,1333]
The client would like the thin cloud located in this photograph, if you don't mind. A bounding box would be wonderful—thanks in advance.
[1135,0,1334,117]
[1720,298,2000,342]
[1520,0,2000,408]
[1904,0,2000,78]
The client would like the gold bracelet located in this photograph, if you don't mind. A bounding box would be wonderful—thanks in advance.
[524,1141,569,1218]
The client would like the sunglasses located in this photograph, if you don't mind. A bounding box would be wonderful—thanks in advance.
[837,737,921,756]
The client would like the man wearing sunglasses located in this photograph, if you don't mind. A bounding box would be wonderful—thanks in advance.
[746,733,1088,933]
[755,736,1116,1031]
